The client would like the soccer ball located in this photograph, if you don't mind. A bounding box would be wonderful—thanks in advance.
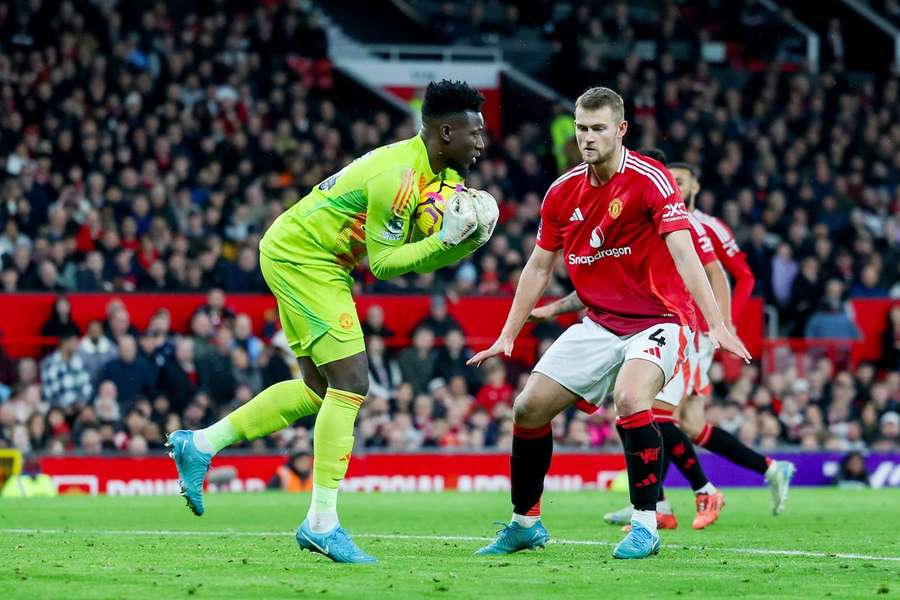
[414,179,460,236]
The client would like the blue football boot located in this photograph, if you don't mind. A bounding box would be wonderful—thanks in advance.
[612,520,661,559]
[166,430,211,516]
[295,519,378,564]
[475,521,550,555]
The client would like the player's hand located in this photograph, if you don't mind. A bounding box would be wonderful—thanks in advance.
[708,322,752,364]
[437,189,477,246]
[527,305,554,323]
[466,335,514,367]
[467,188,499,245]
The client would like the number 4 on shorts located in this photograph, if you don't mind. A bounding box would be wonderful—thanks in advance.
[649,328,666,347]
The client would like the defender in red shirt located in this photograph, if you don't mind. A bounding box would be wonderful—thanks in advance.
[469,87,749,560]
[538,162,797,528]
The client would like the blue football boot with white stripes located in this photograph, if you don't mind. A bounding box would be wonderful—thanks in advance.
[166,430,211,516]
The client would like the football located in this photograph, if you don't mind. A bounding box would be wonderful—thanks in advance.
[414,179,460,236]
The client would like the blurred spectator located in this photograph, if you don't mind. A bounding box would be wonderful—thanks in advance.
[157,338,198,415]
[77,320,117,381]
[40,296,81,341]
[233,314,265,364]
[197,328,239,405]
[97,335,156,410]
[397,327,437,394]
[195,289,236,331]
[414,295,462,337]
[225,247,267,293]
[75,252,109,292]
[804,280,861,339]
[367,335,402,399]
[435,328,480,392]
[362,305,395,339]
[833,451,870,488]
[40,331,92,410]
[474,359,513,413]
[268,450,314,492]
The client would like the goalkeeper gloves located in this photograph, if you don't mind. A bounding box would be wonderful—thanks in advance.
[467,188,499,246]
[436,189,478,246]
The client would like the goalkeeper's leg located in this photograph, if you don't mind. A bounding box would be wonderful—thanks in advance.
[167,365,325,516]
[295,347,377,563]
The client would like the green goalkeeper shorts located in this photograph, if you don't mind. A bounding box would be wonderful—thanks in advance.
[260,252,365,366]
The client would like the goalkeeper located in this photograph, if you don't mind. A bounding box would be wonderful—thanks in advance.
[167,80,499,563]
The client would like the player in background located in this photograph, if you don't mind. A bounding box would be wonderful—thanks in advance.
[536,162,796,524]
[670,163,795,513]
[468,87,750,559]
[166,80,499,563]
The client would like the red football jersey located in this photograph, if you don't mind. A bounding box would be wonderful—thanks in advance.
[537,148,697,335]
[693,209,756,322]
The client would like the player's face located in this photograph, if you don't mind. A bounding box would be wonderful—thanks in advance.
[670,167,698,210]
[574,106,626,165]
[444,111,485,175]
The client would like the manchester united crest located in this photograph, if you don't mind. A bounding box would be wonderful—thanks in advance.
[609,198,623,219]
[339,313,354,330]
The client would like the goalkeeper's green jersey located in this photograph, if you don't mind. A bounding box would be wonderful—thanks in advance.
[260,134,465,280]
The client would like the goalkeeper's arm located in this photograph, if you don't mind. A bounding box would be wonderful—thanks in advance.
[365,171,477,280]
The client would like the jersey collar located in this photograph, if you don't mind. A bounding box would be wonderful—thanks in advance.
[586,146,629,186]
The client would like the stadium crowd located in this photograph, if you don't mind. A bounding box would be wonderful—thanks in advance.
[0,1,897,455]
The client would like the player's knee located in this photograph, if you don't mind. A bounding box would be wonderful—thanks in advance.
[678,402,704,437]
[342,376,369,398]
[679,415,702,438]
[613,388,645,416]
[326,371,369,398]
[512,393,544,427]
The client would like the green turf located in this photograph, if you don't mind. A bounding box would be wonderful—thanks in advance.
[1,488,898,599]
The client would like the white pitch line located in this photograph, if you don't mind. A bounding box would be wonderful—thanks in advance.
[2,528,898,563]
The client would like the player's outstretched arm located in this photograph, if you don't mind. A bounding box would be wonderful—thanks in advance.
[529,291,585,322]
[704,259,732,330]
[467,245,557,366]
[665,230,751,363]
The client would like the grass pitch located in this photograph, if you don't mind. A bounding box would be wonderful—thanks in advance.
[1,488,898,599]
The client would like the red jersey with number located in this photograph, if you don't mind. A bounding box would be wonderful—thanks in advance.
[537,148,697,335]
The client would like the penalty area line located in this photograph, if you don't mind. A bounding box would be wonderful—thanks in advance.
[1,528,898,563]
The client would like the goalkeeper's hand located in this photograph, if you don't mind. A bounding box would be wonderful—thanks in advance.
[468,188,499,246]
[436,189,477,246]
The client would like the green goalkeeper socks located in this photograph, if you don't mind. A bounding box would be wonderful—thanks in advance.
[197,379,324,454]
[307,388,364,532]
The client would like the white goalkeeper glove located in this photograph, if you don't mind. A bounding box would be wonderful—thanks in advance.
[467,188,499,245]
[437,189,478,246]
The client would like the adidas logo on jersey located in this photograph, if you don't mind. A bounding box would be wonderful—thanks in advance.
[569,207,584,222]
[643,347,662,358]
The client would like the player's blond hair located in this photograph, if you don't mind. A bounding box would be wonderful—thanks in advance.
[575,87,625,123]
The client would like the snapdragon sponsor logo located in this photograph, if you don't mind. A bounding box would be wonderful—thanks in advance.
[568,246,632,265]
